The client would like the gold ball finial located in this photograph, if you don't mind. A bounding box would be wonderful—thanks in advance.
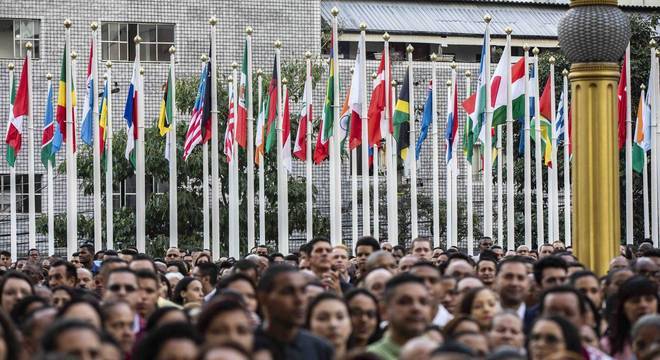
[430,53,438,62]
[450,61,457,69]
[549,56,556,64]
[46,73,52,80]
[523,43,529,51]
[274,40,282,49]
[331,7,339,16]
[282,77,288,85]
[641,84,647,90]
[256,68,263,76]
[90,22,98,31]
[231,61,239,70]
[505,27,513,35]
[650,39,657,48]
[103,74,108,80]
[371,71,377,80]
[383,32,390,41]
[304,51,312,59]
[134,35,142,44]
[359,22,367,31]
[139,67,144,75]
[484,14,492,23]
[562,69,568,76]
[7,63,14,71]
[655,49,660,58]
[532,47,540,55]
[209,16,218,26]
[63,19,72,28]
[446,80,452,87]
[106,60,112,68]
[200,54,209,62]
[169,46,176,55]
[245,26,253,35]
[71,51,78,60]
[465,70,472,78]
[25,42,32,50]
[391,80,397,86]
[227,75,233,82]
[406,44,414,54]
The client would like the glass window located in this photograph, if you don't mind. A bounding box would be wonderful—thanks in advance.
[0,19,40,58]
[0,174,42,213]
[101,22,174,61]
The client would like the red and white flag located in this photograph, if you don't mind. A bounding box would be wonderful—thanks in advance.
[367,52,392,147]
[224,83,236,163]
[282,88,292,173]
[348,38,365,150]
[293,70,312,161]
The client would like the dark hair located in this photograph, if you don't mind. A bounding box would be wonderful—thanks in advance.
[100,300,132,324]
[443,315,480,338]
[0,250,10,257]
[195,262,219,287]
[257,264,298,293]
[533,256,568,285]
[355,236,380,252]
[79,243,94,254]
[50,260,78,284]
[529,316,582,356]
[72,252,80,257]
[410,260,440,274]
[41,319,100,353]
[608,275,660,355]
[538,285,587,317]
[477,257,497,271]
[0,271,35,307]
[458,287,494,317]
[308,236,333,252]
[58,297,103,325]
[132,322,201,359]
[383,273,425,304]
[478,250,498,262]
[569,270,598,285]
[411,237,432,249]
[145,307,189,332]
[344,288,383,345]
[298,243,311,256]
[0,306,21,359]
[305,292,348,328]
[166,260,188,275]
[217,273,255,292]
[268,253,285,263]
[106,268,137,283]
[197,299,250,335]
[446,252,475,267]
[232,259,258,274]
[159,273,171,299]
[172,277,199,305]
[430,340,475,357]
[194,253,212,266]
[9,295,48,325]
[104,249,118,257]
[135,269,160,285]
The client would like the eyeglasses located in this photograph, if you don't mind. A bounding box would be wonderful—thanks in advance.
[530,333,561,345]
[108,284,137,293]
[350,308,377,319]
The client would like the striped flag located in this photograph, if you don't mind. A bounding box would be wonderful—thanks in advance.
[555,91,566,144]
[348,38,365,150]
[41,80,56,167]
[224,82,236,163]
[293,70,312,161]
[255,98,267,165]
[265,59,278,152]
[183,64,209,161]
[282,87,292,173]
[159,64,174,161]
[99,81,108,168]
[123,57,140,169]
[532,77,554,167]
[322,34,336,143]
[5,61,22,167]
[462,37,488,163]
[56,46,77,153]
[236,42,248,148]
[393,68,411,160]
[81,42,95,146]
[446,80,459,164]
[367,53,392,147]
[633,93,649,173]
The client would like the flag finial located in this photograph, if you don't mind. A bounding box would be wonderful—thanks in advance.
[200,54,208,63]
[446,80,452,87]
[304,51,312,59]
[505,27,513,35]
[134,35,142,44]
[106,61,112,69]
[450,61,457,69]
[103,74,107,80]
[532,47,540,55]
[71,51,77,60]
[372,72,377,80]
[246,26,253,35]
[383,32,390,41]
[139,67,144,75]
[169,46,176,55]
[282,78,288,85]
[64,19,72,28]
[231,61,239,70]
[430,53,437,62]
[25,42,32,50]
[7,63,14,70]
[90,22,98,31]
[562,69,568,76]
[650,39,656,48]
[549,56,556,64]
[274,40,282,49]
[46,73,52,80]
[484,14,492,23]
[391,80,397,86]
[209,16,218,26]
[523,43,529,51]
[656,49,660,58]
[256,68,263,76]
[227,75,233,83]
[406,44,414,53]
[360,22,367,31]
[465,70,472,78]
[331,7,339,16]
[641,84,646,90]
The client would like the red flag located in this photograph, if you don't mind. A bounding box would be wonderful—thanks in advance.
[617,56,627,150]
[13,57,29,120]
[313,122,329,164]
[293,74,312,161]
[367,54,392,147]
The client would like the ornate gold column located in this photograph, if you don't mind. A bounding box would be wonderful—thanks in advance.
[558,0,630,275]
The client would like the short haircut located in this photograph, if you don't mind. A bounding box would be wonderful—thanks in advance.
[632,314,660,339]
[79,243,94,253]
[446,252,475,266]
[217,273,255,292]
[410,261,440,274]
[197,299,249,334]
[232,259,258,273]
[135,269,160,285]
[257,264,298,293]
[355,236,380,252]
[166,260,188,275]
[569,270,598,285]
[106,268,137,283]
[133,322,201,359]
[533,256,568,284]
[41,319,99,353]
[538,285,587,316]
[298,243,311,256]
[496,256,531,274]
[477,257,497,270]
[195,262,219,286]
[268,252,285,262]
[0,250,10,257]
[72,252,80,257]
[145,307,189,332]
[308,236,332,251]
[383,273,426,304]
[430,340,475,356]
[411,237,432,249]
[104,249,118,257]
[50,260,78,282]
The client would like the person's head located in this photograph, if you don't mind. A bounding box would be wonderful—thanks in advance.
[381,273,432,342]
[399,336,438,360]
[438,276,458,314]
[411,238,432,260]
[488,311,524,351]
[609,256,629,272]
[145,307,190,332]
[173,276,204,305]
[165,247,181,262]
[101,300,135,355]
[306,292,352,353]
[477,258,497,287]
[9,295,48,325]
[539,286,587,329]
[48,260,78,289]
[632,314,660,360]
[455,331,490,358]
[192,262,219,295]
[231,259,258,283]
[51,286,74,309]
[398,255,418,273]
[528,316,583,360]
[58,298,103,330]
[409,262,442,303]
[363,268,393,302]
[381,242,393,253]
[133,322,201,360]
[355,236,380,272]
[0,250,11,268]
[516,245,530,257]
[103,268,139,309]
[135,270,160,318]
[0,270,34,313]
[78,244,94,265]
[478,237,494,253]
[216,273,258,313]
[533,256,568,291]
[429,340,475,360]
[331,245,349,274]
[365,250,398,274]
[459,287,501,330]
[27,248,40,263]
[445,259,474,279]
[633,257,660,285]
[0,308,20,360]
[197,299,253,352]
[538,244,555,259]
[569,270,603,310]
[344,288,381,346]
[306,237,333,275]
[257,265,307,330]
[77,268,95,290]
[41,319,101,359]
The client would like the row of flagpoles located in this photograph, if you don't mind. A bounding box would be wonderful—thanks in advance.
[4,13,658,260]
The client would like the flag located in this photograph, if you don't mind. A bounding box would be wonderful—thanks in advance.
[339,89,351,153]
[313,121,329,164]
[322,34,336,143]
[368,53,392,147]
[415,82,432,160]
[617,55,628,150]
[633,95,646,173]
[265,59,278,152]
[123,58,140,169]
[201,60,212,144]
[255,98,267,165]
[532,77,553,167]
[81,43,95,146]
[293,71,312,161]
[348,39,365,150]
[491,48,526,127]
[183,64,209,161]
[158,66,174,137]
[393,68,411,161]
[5,65,20,167]
[41,80,55,167]
[236,43,248,148]
[99,81,108,168]
[224,82,235,163]
[462,36,488,163]
[56,46,77,152]
[446,80,459,164]
[555,91,566,144]
[520,61,538,154]
[282,88,292,173]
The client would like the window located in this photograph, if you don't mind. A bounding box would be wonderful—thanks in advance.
[0,174,42,213]
[101,22,174,62]
[0,19,40,59]
[114,176,162,208]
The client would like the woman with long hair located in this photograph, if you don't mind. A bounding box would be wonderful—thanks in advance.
[458,287,501,331]
[528,316,583,360]
[306,292,352,359]
[345,288,382,349]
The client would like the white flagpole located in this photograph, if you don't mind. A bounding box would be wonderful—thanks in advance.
[275,41,288,253]
[406,45,419,240]
[360,24,370,237]
[169,46,178,248]
[431,54,440,249]
[446,79,453,247]
[25,42,36,250]
[246,27,255,252]
[90,23,102,252]
[497,126,503,245]
[641,84,651,240]
[625,45,633,245]
[523,45,532,249]
[384,32,398,245]
[562,69,571,247]
[71,50,79,252]
[7,63,16,261]
[549,57,559,243]
[505,28,515,251]
[257,70,266,245]
[483,15,493,238]
[372,72,380,240]
[46,74,55,256]
[209,17,220,259]
[350,68,357,247]
[230,64,240,259]
[200,55,210,251]
[331,9,343,246]
[533,48,545,245]
[136,62,146,252]
[105,61,114,249]
[64,20,76,257]
[305,53,313,242]
[328,11,338,247]
[653,47,660,247]
[450,64,458,248]
[465,70,474,255]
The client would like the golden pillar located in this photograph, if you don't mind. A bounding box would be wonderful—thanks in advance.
[558,0,630,275]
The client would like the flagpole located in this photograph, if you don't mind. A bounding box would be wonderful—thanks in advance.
[431,54,440,249]
[549,57,559,243]
[483,15,493,238]
[201,54,210,251]
[209,17,220,259]
[465,70,474,255]
[64,20,77,257]
[372,74,380,240]
[328,11,338,247]
[230,64,240,259]
[136,62,146,253]
[562,69,571,247]
[7,63,17,261]
[406,45,419,240]
[24,42,36,250]
[384,32,398,245]
[331,8,343,246]
[649,43,658,247]
[168,46,178,248]
[275,41,288,253]
[523,44,532,249]
[641,84,651,240]
[246,27,255,252]
[533,47,545,246]
[504,28,515,251]
[72,50,80,250]
[351,64,358,246]
[46,73,55,256]
[497,125,504,245]
[360,23,370,237]
[257,69,266,245]
[304,53,313,242]
[105,61,114,249]
[450,64,458,248]
[446,79,453,247]
[624,44,633,245]
[88,23,102,252]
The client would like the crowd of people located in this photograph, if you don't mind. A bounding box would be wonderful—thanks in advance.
[0,236,658,360]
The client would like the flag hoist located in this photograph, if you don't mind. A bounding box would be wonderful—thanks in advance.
[5,63,17,260]
[548,56,559,243]
[256,69,266,245]
[104,61,114,250]
[330,8,342,246]
[202,55,210,251]
[245,27,255,252]
[371,71,380,240]
[42,73,55,256]
[561,69,572,247]
[464,70,474,255]
[137,63,146,252]
[634,84,650,240]
[649,42,658,247]
[228,64,240,259]
[446,77,456,247]
[384,33,397,245]
[210,16,221,260]
[523,44,532,248]
[293,52,314,241]
[359,23,370,237]
[167,46,178,247]
[622,45,633,245]
[64,20,77,256]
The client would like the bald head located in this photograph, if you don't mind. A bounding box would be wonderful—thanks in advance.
[364,268,393,301]
[399,255,418,273]
[366,250,397,273]
[445,260,474,279]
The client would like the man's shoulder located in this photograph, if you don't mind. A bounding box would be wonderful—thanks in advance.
[297,329,333,349]
[367,337,399,360]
